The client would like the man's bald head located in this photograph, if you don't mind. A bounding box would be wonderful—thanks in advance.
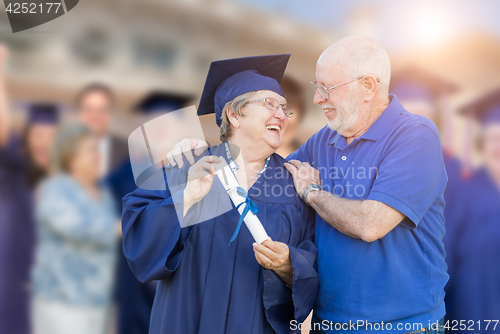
[317,35,391,96]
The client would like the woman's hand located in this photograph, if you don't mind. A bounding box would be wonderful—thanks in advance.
[253,239,293,286]
[183,155,221,217]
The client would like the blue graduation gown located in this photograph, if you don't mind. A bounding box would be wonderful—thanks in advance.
[444,167,500,332]
[122,144,318,334]
[0,134,34,334]
[107,159,156,334]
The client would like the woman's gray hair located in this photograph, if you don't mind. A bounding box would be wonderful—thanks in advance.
[50,122,93,175]
[219,90,265,142]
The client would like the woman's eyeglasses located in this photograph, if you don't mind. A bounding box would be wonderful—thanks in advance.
[245,97,294,118]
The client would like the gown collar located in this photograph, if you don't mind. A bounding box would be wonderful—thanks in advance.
[209,144,298,205]
[224,141,270,178]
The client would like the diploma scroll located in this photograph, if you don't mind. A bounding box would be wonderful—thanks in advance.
[214,159,270,244]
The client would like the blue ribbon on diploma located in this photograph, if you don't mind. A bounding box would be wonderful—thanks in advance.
[228,187,260,245]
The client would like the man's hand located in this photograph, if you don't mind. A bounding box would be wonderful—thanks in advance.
[283,160,322,198]
[166,138,208,168]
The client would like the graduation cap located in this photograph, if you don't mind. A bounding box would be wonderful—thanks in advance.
[456,88,500,180]
[27,103,59,124]
[198,54,291,127]
[391,65,460,158]
[459,88,500,126]
[134,91,193,114]
[390,65,458,101]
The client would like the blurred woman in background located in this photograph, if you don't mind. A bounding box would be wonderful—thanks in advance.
[31,123,120,334]
[21,104,60,189]
[0,46,59,334]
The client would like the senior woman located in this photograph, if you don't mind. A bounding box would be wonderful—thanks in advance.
[32,123,119,334]
[122,55,318,334]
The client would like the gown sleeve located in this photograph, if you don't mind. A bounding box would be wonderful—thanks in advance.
[442,177,470,321]
[0,132,25,171]
[262,202,319,333]
[121,161,204,283]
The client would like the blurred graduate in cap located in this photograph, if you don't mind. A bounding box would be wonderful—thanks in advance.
[135,91,192,118]
[108,91,192,334]
[1,100,59,334]
[275,76,307,158]
[121,55,318,334]
[390,65,461,183]
[443,89,500,333]
[22,103,60,188]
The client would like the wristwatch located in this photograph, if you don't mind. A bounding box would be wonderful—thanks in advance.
[302,184,323,206]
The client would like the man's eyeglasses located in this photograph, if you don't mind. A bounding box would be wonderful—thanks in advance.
[245,97,294,118]
[311,76,380,100]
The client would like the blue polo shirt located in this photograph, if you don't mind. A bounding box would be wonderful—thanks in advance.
[288,95,449,333]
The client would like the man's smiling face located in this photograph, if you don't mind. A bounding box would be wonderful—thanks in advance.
[313,58,362,135]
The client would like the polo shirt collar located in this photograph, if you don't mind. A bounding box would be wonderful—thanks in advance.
[327,94,403,146]
[360,95,403,141]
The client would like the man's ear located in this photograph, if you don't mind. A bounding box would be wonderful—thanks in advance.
[363,76,378,101]
[226,106,240,128]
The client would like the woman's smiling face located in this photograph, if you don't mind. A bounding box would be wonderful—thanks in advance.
[236,90,289,151]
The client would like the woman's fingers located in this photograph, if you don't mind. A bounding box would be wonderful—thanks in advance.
[263,239,288,255]
[253,241,279,261]
[254,248,273,268]
[189,156,222,175]
[253,240,290,270]
[191,162,216,173]
[189,170,211,180]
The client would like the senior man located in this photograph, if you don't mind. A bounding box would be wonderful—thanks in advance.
[166,35,448,334]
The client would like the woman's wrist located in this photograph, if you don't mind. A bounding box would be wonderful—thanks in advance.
[183,191,197,217]
[273,258,293,286]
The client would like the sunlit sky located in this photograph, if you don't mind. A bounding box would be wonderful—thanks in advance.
[237,0,500,53]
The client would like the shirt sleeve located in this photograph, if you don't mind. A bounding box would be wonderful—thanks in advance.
[36,182,117,247]
[262,202,319,332]
[367,122,448,229]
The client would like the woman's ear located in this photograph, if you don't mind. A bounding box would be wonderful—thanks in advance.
[226,106,240,128]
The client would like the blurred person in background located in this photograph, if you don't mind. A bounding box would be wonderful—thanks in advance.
[444,91,500,333]
[74,83,143,334]
[21,104,60,189]
[31,123,120,334]
[276,76,307,158]
[390,66,462,187]
[0,45,59,334]
[75,83,128,177]
[107,91,192,334]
